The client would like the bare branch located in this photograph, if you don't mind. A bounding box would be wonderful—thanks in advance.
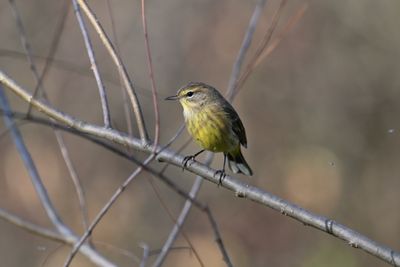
[1,71,399,267]
[204,207,233,267]
[0,86,116,267]
[0,207,64,243]
[152,165,207,267]
[255,3,307,69]
[63,155,155,266]
[139,243,150,267]
[72,0,112,128]
[95,241,141,264]
[163,123,187,151]
[0,109,215,267]
[0,87,67,236]
[226,0,267,101]
[55,131,90,231]
[106,0,134,136]
[8,0,43,107]
[0,207,119,266]
[154,0,270,264]
[159,125,190,175]
[141,0,160,150]
[146,175,204,267]
[30,1,71,112]
[0,110,206,211]
[9,0,90,233]
[8,0,71,115]
[155,152,232,267]
[235,0,287,97]
[76,0,149,142]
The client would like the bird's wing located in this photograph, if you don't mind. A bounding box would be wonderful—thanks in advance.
[225,104,248,148]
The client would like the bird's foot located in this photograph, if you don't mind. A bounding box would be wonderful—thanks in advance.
[215,170,227,186]
[182,155,196,171]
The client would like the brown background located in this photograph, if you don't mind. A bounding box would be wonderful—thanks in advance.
[0,0,399,266]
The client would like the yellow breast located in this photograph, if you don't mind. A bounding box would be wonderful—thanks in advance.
[183,105,238,152]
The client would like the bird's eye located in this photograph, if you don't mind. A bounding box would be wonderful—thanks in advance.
[186,91,194,97]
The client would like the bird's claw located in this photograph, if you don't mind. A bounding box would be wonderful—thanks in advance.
[182,155,195,171]
[215,170,226,186]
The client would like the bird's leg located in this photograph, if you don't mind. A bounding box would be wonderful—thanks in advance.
[215,154,227,185]
[182,149,205,171]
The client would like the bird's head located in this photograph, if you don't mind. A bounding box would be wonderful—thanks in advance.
[165,82,220,111]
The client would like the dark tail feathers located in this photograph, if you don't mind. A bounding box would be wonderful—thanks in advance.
[227,149,253,176]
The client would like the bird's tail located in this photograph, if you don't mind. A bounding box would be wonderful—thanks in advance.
[227,147,253,176]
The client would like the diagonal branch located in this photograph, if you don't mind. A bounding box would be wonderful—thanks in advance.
[152,157,210,267]
[76,0,149,142]
[226,0,267,101]
[155,1,270,265]
[8,0,91,234]
[141,0,160,150]
[234,0,287,97]
[0,207,118,267]
[63,154,156,266]
[0,87,69,236]
[0,110,206,211]
[106,0,134,136]
[254,3,307,69]
[1,71,399,267]
[204,207,232,267]
[72,0,112,128]
[0,85,116,267]
[0,207,65,243]
[30,1,71,114]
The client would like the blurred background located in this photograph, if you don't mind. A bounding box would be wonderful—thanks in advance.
[1,0,400,266]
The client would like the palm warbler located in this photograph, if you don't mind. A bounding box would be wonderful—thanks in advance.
[166,82,253,177]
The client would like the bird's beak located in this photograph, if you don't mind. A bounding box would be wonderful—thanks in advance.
[165,95,179,101]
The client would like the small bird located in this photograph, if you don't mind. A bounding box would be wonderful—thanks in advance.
[165,82,252,179]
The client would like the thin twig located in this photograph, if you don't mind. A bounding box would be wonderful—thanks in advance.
[2,72,400,267]
[234,0,287,98]
[2,109,226,267]
[72,0,112,128]
[95,241,141,263]
[205,207,233,267]
[63,155,156,267]
[145,3,201,262]
[0,87,68,236]
[159,124,188,174]
[151,127,206,267]
[0,86,116,267]
[8,0,90,233]
[149,174,205,267]
[55,132,90,232]
[164,123,187,150]
[149,246,192,257]
[106,0,134,136]
[0,207,119,267]
[139,243,150,267]
[109,4,198,264]
[0,110,205,267]
[0,207,64,243]
[0,109,206,210]
[0,49,157,100]
[8,0,44,106]
[156,1,270,264]
[254,3,307,69]
[226,0,267,101]
[141,0,160,151]
[0,119,27,140]
[29,0,71,115]
[152,156,211,267]
[76,0,149,142]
